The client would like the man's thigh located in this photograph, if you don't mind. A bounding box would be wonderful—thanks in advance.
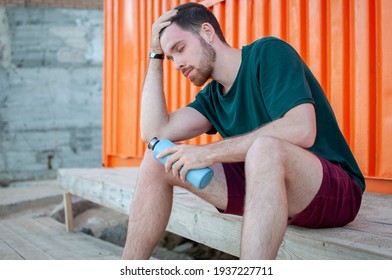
[280,141,324,217]
[288,155,362,228]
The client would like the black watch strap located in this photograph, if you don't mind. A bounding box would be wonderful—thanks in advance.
[149,52,164,59]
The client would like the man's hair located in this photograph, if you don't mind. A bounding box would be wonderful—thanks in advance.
[162,2,228,45]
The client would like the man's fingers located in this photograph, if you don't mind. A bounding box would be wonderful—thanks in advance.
[159,9,178,22]
[150,9,178,52]
[153,9,178,33]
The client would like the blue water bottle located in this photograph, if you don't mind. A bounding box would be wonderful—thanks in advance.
[148,137,214,189]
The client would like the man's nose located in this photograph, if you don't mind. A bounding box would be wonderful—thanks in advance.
[173,58,185,70]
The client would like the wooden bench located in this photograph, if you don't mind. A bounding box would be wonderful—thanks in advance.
[57,167,392,259]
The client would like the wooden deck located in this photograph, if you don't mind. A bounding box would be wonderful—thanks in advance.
[0,216,123,260]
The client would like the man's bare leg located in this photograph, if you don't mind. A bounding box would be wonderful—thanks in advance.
[121,150,174,259]
[240,137,323,259]
[122,149,228,259]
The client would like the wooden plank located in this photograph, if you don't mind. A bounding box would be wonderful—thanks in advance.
[58,168,134,214]
[0,239,24,260]
[345,219,392,238]
[279,226,392,259]
[35,217,123,259]
[63,192,74,232]
[344,192,392,239]
[169,189,242,256]
[0,222,54,260]
[356,192,392,224]
[1,217,122,260]
[3,218,77,259]
[57,167,392,259]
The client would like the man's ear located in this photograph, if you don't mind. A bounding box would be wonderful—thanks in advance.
[200,22,215,43]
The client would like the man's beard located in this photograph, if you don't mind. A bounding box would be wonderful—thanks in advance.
[190,37,216,86]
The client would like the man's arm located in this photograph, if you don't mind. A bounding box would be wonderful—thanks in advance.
[206,103,316,163]
[140,9,211,143]
[159,103,316,182]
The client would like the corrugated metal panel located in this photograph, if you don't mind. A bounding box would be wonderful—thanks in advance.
[103,0,392,193]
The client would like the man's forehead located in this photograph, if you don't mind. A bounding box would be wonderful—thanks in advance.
[160,24,195,51]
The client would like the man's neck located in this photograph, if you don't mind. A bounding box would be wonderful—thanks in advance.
[211,46,242,94]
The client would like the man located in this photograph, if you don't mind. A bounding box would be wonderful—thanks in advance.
[122,2,365,259]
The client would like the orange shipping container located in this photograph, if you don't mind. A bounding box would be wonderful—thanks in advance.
[103,0,392,194]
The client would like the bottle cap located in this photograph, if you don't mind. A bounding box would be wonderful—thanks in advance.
[147,137,160,150]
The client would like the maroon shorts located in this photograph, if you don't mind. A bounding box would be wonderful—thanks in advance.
[220,156,363,228]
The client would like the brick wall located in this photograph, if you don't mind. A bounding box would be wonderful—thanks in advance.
[0,0,102,9]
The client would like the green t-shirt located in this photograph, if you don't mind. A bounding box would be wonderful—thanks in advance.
[187,37,365,192]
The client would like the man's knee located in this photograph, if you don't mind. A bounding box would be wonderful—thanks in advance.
[246,137,285,167]
[141,149,159,166]
[139,149,167,181]
[139,149,182,188]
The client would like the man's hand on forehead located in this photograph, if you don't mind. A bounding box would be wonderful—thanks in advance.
[150,9,178,54]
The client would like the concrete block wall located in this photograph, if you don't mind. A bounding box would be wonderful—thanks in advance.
[0,7,103,185]
[0,0,102,9]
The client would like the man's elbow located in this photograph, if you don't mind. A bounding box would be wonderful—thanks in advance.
[140,130,156,144]
[141,134,150,144]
